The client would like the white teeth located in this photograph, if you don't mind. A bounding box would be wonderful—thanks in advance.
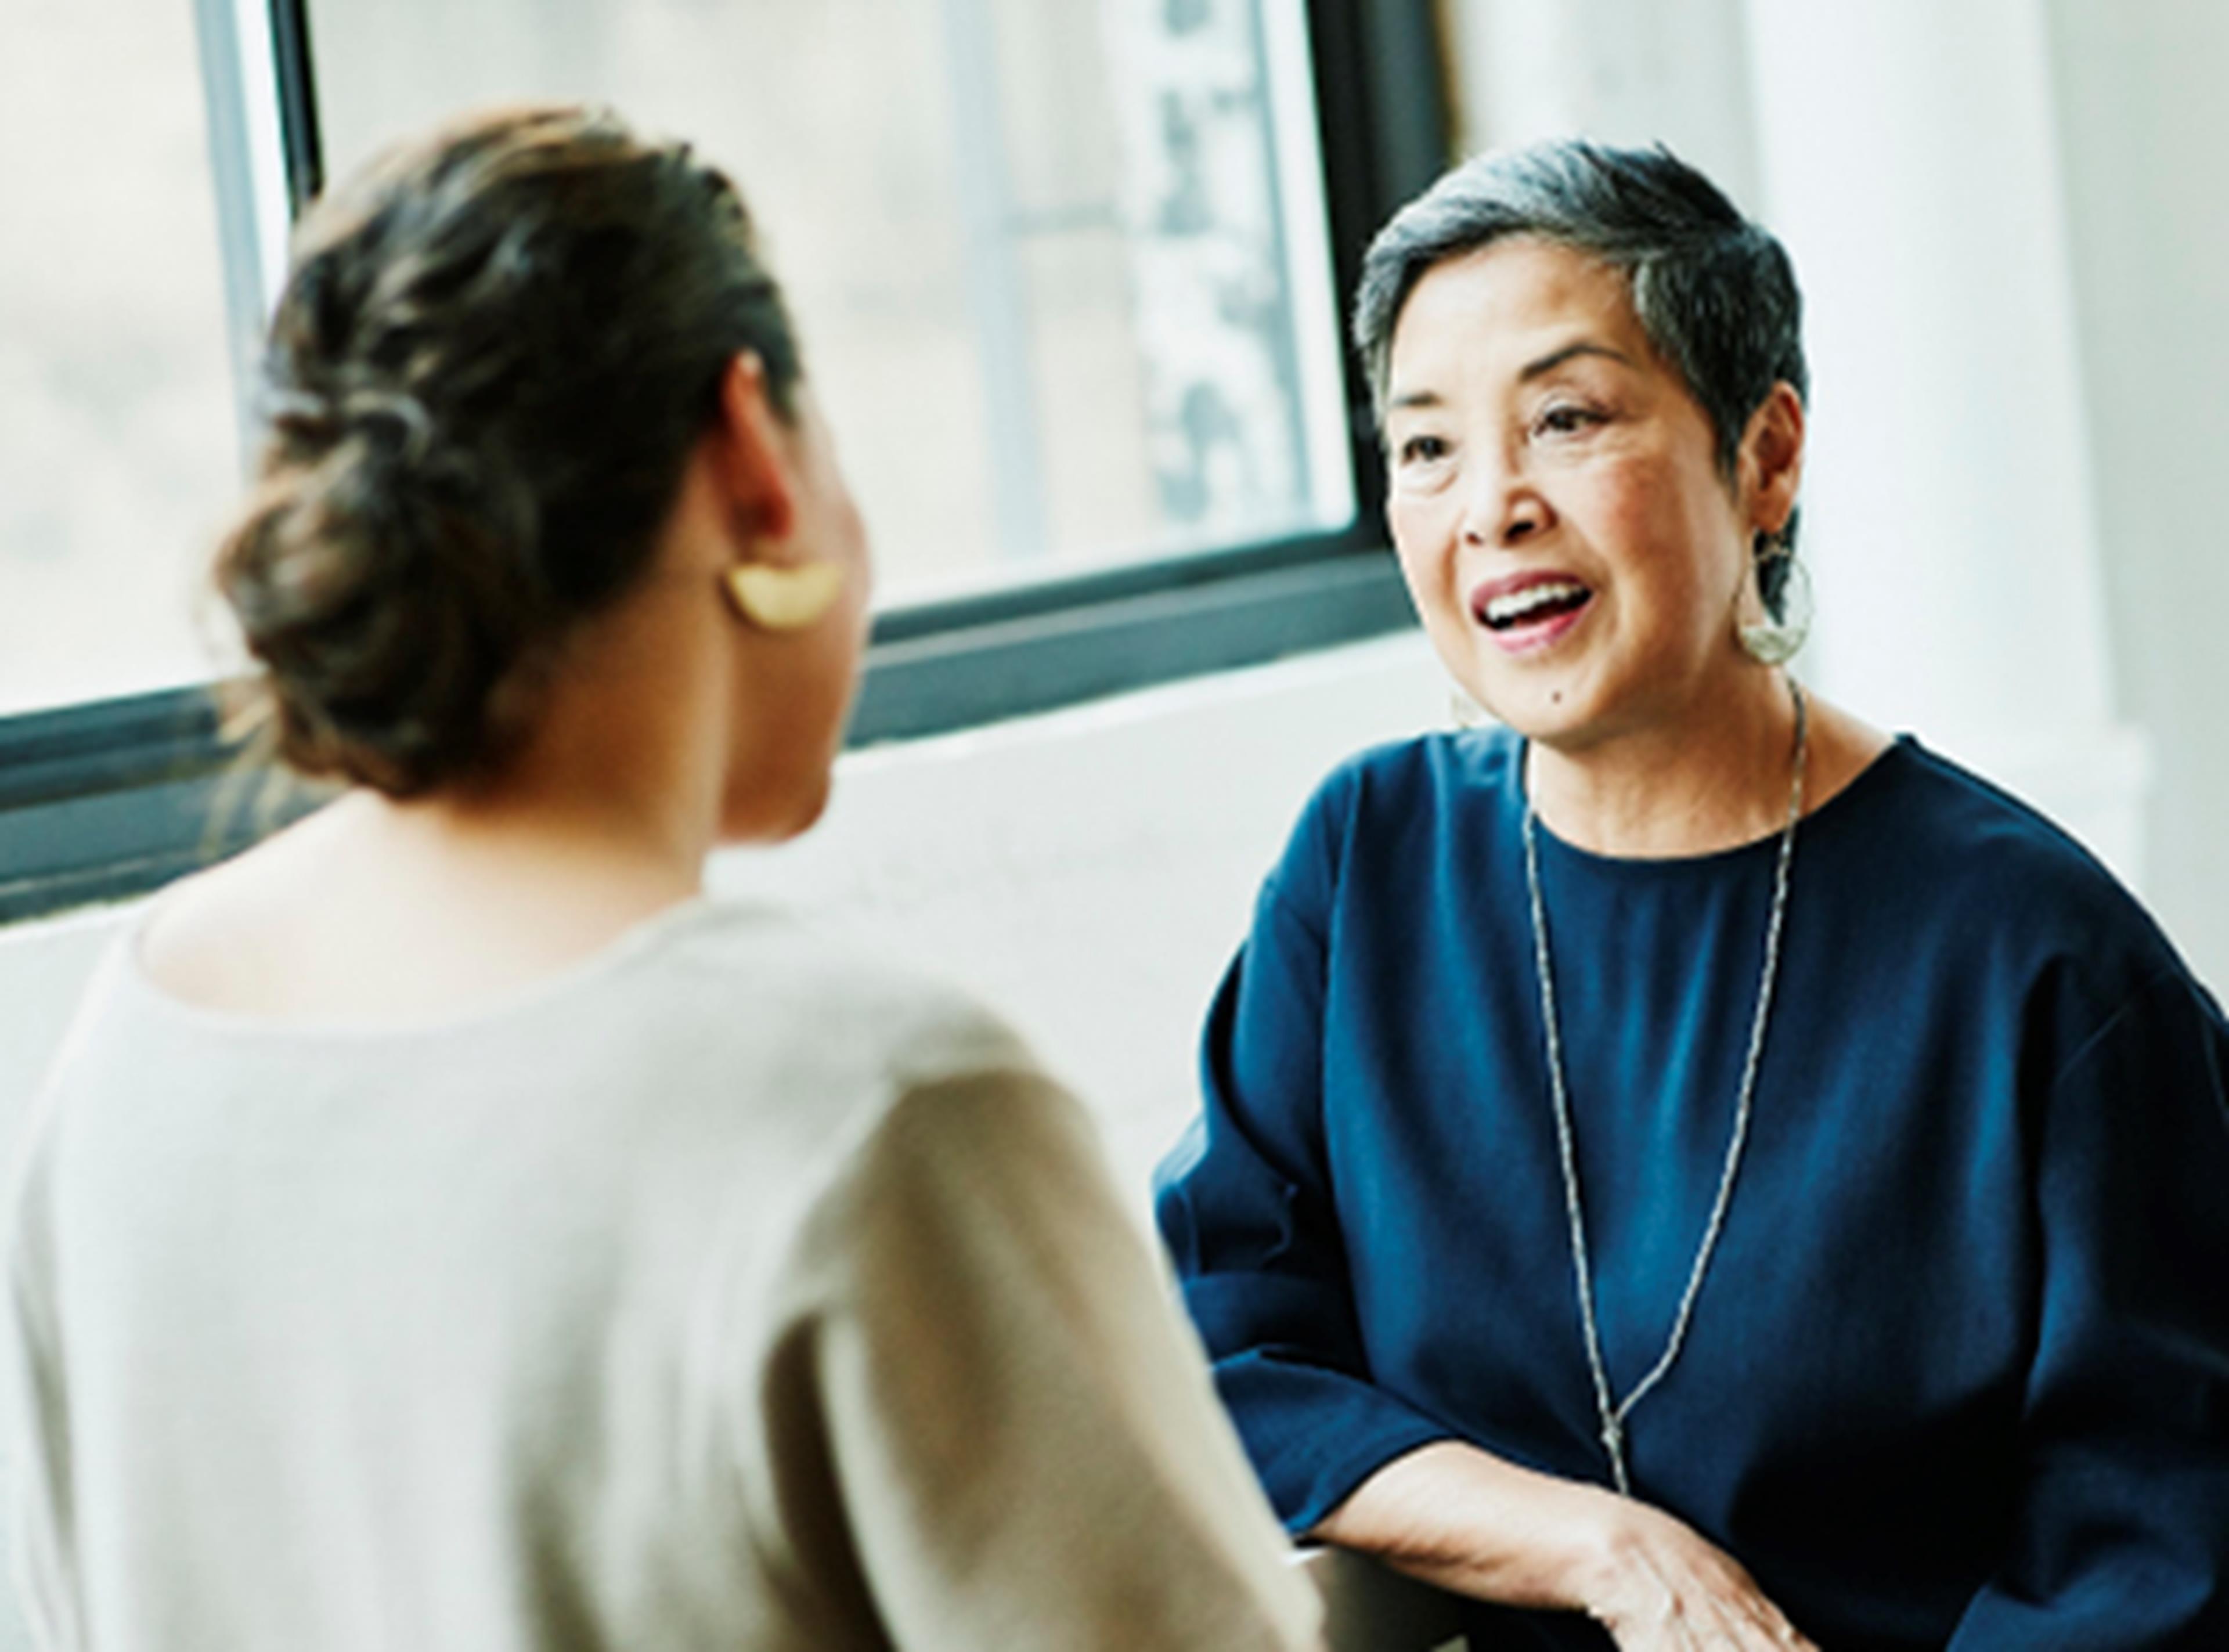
[1484,580,1589,626]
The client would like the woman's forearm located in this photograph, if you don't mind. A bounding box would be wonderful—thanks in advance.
[1314,1441,1819,1651]
[1309,1439,1612,1610]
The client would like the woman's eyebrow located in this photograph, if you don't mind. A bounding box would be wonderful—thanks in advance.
[1386,340,1634,412]
[1520,340,1635,380]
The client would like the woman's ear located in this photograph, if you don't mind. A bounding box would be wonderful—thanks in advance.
[709,352,799,546]
[1742,381,1806,539]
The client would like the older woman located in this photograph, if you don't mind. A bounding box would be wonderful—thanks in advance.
[1157,140,2229,1651]
[2,106,1319,1652]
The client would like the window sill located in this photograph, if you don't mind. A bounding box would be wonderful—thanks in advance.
[0,548,1412,924]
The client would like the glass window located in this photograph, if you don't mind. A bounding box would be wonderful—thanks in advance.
[302,0,1354,607]
[0,0,243,716]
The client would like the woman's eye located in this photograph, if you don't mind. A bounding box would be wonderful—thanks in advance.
[1534,403,1606,438]
[1397,434,1449,465]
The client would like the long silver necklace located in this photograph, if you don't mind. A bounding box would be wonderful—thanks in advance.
[1520,683,1808,1496]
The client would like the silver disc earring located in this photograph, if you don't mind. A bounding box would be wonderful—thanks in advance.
[1740,541,1813,666]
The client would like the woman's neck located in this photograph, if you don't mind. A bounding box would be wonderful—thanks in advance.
[138,577,731,1025]
[1524,670,1806,859]
[386,609,724,903]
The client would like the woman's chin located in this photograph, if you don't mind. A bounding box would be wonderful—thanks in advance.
[1433,622,1608,743]
[1452,667,1602,748]
[719,770,834,846]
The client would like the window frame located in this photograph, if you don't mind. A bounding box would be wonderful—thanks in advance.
[0,0,1447,925]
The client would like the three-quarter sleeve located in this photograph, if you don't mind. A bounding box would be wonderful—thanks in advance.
[1946,971,2229,1649]
[1154,785,1456,1536]
[777,1064,1323,1652]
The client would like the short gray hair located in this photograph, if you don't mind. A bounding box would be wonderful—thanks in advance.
[1354,140,1808,608]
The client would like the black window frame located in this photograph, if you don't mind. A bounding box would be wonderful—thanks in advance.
[0,0,1447,925]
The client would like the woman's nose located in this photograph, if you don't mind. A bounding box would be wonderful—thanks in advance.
[1460,459,1548,547]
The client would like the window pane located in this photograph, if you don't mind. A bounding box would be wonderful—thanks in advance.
[0,0,242,716]
[303,0,1354,606]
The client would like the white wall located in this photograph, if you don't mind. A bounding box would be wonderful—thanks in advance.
[2041,0,2229,989]
[704,633,1452,1199]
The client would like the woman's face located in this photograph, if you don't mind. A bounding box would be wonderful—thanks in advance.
[1382,237,1769,751]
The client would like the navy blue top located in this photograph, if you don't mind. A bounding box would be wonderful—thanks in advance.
[1156,730,2229,1651]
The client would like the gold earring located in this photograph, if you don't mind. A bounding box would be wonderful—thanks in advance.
[723,562,844,632]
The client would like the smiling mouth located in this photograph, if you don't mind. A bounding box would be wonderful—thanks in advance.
[1477,579,1593,632]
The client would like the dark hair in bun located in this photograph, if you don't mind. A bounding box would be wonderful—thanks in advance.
[216,103,803,796]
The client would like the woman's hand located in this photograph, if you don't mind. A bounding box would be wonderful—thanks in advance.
[1568,1492,1817,1651]
[1312,1441,1816,1650]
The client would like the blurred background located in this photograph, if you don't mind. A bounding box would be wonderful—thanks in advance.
[1,0,1358,704]
[8,1,2226,978]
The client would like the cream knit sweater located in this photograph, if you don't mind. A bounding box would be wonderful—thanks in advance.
[3,899,1321,1652]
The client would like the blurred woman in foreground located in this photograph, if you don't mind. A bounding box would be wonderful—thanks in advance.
[1159,139,2229,1651]
[2,105,1319,1652]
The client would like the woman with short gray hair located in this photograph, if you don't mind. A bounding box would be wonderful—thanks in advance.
[1159,139,2229,1650]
